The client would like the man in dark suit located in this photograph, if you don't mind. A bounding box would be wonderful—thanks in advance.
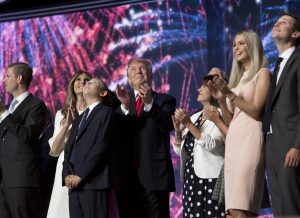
[115,58,176,218]
[263,12,300,216]
[62,77,114,218]
[0,62,47,218]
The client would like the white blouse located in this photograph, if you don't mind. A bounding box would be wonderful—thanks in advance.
[173,110,225,179]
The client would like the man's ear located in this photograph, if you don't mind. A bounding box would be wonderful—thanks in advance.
[99,91,108,97]
[16,75,23,85]
[292,31,300,40]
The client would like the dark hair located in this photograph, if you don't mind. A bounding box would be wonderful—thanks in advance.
[61,70,92,120]
[279,11,300,46]
[7,62,33,88]
[200,76,219,107]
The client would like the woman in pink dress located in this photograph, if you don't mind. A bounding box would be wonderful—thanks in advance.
[210,30,271,217]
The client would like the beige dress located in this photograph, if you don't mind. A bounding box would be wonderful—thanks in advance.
[224,69,266,214]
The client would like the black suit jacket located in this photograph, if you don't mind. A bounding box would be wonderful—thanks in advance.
[62,103,114,190]
[263,50,300,158]
[116,91,176,191]
[0,94,47,187]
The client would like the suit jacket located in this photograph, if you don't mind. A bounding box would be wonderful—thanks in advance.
[264,50,300,159]
[116,90,176,191]
[62,103,114,190]
[0,94,47,187]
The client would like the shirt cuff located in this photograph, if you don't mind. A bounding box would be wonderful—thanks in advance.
[144,99,153,112]
[0,110,10,123]
[120,104,129,115]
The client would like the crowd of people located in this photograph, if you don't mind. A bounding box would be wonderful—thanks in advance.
[0,12,299,218]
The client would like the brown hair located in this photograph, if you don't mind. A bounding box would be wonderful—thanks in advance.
[61,70,92,120]
[7,62,33,89]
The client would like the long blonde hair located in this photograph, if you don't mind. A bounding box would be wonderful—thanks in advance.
[228,30,268,88]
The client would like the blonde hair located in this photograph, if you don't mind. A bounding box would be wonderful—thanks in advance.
[228,30,268,88]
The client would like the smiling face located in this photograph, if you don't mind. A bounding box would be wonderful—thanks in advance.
[233,34,250,65]
[73,73,90,95]
[197,83,212,104]
[127,60,152,90]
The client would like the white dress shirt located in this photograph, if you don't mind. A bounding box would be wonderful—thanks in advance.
[120,90,153,115]
[0,91,29,122]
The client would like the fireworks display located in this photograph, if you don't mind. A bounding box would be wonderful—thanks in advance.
[0,0,299,217]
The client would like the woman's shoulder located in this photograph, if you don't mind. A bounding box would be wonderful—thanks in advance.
[252,67,271,83]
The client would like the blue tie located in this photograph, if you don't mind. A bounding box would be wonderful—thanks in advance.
[70,108,90,164]
[9,99,18,113]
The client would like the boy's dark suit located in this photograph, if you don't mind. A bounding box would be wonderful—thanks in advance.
[116,90,176,218]
[0,94,47,218]
[63,103,114,218]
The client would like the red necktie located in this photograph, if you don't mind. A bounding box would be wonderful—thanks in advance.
[135,95,143,117]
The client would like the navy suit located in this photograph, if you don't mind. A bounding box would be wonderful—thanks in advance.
[264,49,300,216]
[63,103,114,218]
[0,94,47,218]
[115,90,176,218]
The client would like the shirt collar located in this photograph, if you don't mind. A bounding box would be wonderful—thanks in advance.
[87,101,100,112]
[14,91,29,104]
[280,46,295,60]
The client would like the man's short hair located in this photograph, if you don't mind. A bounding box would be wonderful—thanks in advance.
[7,62,33,88]
[127,58,152,75]
[279,11,300,46]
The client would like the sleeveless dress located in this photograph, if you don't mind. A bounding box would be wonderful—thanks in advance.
[224,69,267,213]
[47,110,76,218]
[182,118,225,218]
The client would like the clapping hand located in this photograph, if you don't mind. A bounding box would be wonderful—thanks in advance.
[174,108,192,126]
[212,76,231,95]
[137,83,152,105]
[203,106,220,124]
[172,115,185,134]
[65,99,78,126]
[116,84,130,109]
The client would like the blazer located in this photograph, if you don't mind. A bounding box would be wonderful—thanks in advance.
[173,110,225,179]
[62,103,114,190]
[264,49,300,158]
[0,94,47,187]
[116,90,176,191]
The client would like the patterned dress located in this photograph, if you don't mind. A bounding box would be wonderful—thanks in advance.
[182,119,225,218]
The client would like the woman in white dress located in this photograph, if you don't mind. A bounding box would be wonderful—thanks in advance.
[47,71,91,218]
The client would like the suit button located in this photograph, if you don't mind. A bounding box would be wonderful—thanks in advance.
[272,110,276,113]
[2,138,6,141]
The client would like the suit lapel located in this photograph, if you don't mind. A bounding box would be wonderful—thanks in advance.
[12,94,33,114]
[272,51,297,106]
[76,103,102,140]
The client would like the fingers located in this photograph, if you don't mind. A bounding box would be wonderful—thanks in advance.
[285,149,300,168]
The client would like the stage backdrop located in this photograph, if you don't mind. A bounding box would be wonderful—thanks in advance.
[0,0,299,217]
